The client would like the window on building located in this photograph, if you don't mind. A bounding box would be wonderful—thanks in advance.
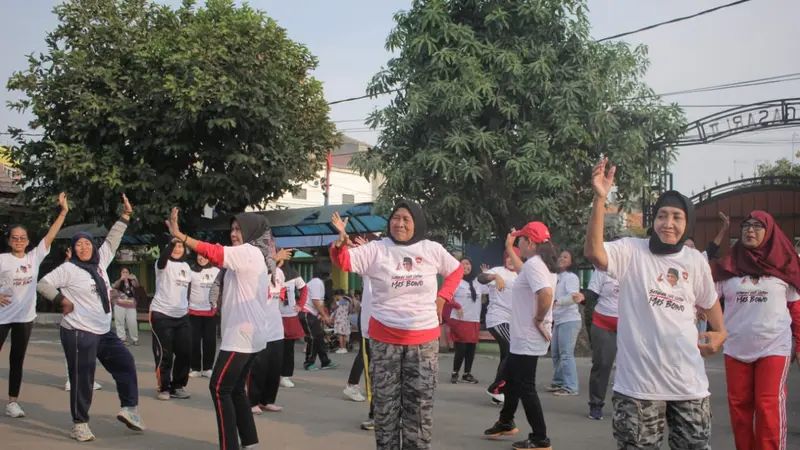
[342,194,355,204]
[293,188,307,200]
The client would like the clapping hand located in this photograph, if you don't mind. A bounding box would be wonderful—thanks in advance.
[165,207,181,238]
[332,212,350,247]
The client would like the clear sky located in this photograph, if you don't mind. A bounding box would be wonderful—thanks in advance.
[1,0,798,197]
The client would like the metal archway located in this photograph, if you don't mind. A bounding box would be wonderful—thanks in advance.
[642,98,800,226]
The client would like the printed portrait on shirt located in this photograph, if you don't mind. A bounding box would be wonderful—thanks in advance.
[648,266,689,313]
[390,252,425,290]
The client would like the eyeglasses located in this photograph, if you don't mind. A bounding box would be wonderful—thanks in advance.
[740,222,765,231]
[9,236,28,242]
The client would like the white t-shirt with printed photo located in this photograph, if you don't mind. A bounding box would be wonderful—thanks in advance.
[280,276,306,318]
[0,240,50,324]
[605,238,718,401]
[189,266,221,312]
[450,279,482,323]
[717,276,799,363]
[510,256,557,356]
[261,267,284,343]
[483,266,517,329]
[218,244,273,353]
[587,270,620,318]
[39,243,117,335]
[151,260,192,318]
[347,238,461,333]
[303,277,325,316]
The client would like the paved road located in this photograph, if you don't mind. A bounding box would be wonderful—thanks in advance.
[1,327,799,449]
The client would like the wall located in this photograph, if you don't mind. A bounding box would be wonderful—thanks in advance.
[694,186,800,253]
[263,166,376,210]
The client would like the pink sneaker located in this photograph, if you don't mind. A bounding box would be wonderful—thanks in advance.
[251,406,262,415]
[260,404,283,412]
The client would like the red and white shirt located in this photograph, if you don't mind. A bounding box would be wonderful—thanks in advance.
[330,238,462,345]
[717,276,799,363]
[605,238,717,401]
[280,276,307,318]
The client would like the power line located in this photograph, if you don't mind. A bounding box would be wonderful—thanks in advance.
[596,0,756,42]
[328,0,757,106]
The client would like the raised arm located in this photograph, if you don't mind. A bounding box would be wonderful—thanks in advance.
[505,233,524,273]
[42,192,69,250]
[209,269,226,309]
[99,194,133,267]
[585,158,615,271]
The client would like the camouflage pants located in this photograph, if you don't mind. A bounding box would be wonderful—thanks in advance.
[370,339,439,450]
[612,392,712,449]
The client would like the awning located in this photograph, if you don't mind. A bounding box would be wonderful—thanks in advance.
[56,202,387,247]
[200,202,387,238]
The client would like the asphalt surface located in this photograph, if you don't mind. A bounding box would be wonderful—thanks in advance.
[1,326,799,449]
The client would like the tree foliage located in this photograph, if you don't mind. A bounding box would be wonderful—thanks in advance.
[7,0,338,232]
[351,0,685,251]
[757,158,800,178]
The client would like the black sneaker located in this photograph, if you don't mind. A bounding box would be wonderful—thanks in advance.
[588,405,603,420]
[450,372,459,384]
[511,437,551,449]
[462,373,479,384]
[483,420,518,438]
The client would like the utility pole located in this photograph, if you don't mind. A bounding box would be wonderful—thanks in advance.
[323,150,332,206]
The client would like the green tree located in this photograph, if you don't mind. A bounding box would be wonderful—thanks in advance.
[351,0,685,251]
[757,158,800,177]
[7,0,338,232]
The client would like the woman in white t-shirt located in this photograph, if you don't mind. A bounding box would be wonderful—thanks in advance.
[188,253,220,378]
[478,245,521,405]
[584,158,727,449]
[149,239,192,400]
[0,192,68,418]
[483,222,557,449]
[585,268,619,420]
[37,194,145,442]
[710,210,800,450]
[164,208,283,450]
[329,201,463,450]
[278,261,307,389]
[548,251,584,397]
[447,258,483,384]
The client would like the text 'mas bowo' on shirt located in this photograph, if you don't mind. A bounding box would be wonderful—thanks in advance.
[338,238,461,345]
[605,238,717,401]
[717,276,799,363]
[0,239,50,324]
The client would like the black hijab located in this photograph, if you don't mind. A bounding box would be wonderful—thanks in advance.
[462,258,478,302]
[70,232,111,314]
[648,190,695,255]
[165,239,186,262]
[233,212,276,276]
[387,200,427,246]
[282,260,300,281]
[192,256,212,272]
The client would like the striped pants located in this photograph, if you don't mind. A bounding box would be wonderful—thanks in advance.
[487,322,511,392]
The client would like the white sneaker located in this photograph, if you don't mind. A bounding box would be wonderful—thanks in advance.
[70,423,95,442]
[335,348,348,354]
[116,406,146,431]
[189,371,202,378]
[157,391,170,401]
[66,380,101,391]
[343,384,366,402]
[279,377,295,388]
[201,370,213,378]
[5,402,25,418]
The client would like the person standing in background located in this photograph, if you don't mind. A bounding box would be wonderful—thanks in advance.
[299,270,337,371]
[448,257,481,384]
[0,192,69,418]
[585,268,620,420]
[279,260,307,388]
[548,251,583,397]
[112,267,139,346]
[149,239,192,401]
[188,253,220,378]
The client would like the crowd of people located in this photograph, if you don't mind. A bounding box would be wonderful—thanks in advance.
[0,158,798,450]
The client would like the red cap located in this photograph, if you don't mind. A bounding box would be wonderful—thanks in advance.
[511,222,551,244]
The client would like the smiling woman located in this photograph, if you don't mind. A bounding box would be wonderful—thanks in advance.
[0,192,68,419]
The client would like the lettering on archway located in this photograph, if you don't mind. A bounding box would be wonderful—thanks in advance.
[676,99,800,146]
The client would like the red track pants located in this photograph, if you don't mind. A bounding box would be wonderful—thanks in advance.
[725,354,791,450]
